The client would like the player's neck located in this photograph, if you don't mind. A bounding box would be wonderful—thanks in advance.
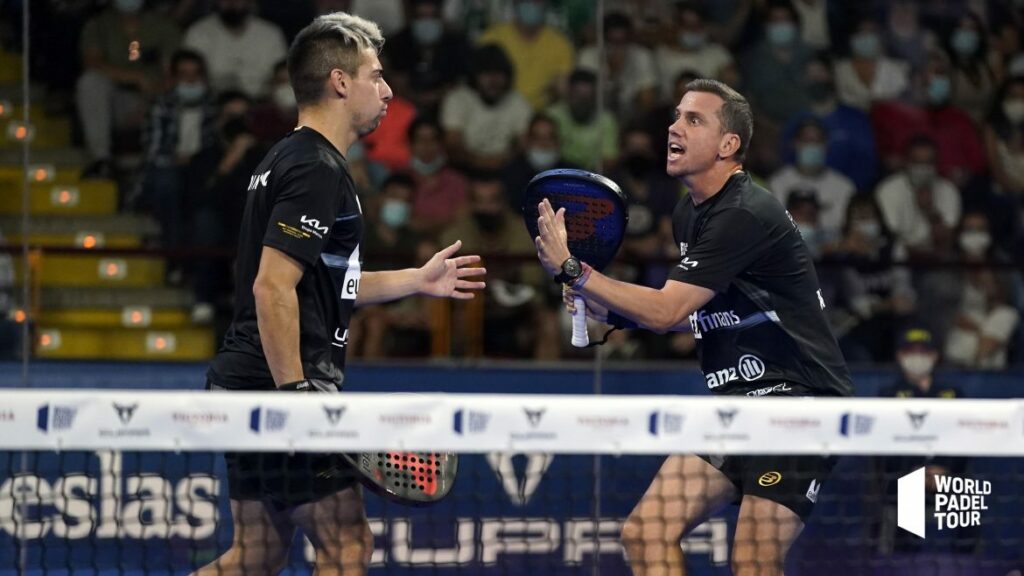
[296,105,358,157]
[684,163,744,205]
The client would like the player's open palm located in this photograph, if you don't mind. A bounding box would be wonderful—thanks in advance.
[419,240,487,300]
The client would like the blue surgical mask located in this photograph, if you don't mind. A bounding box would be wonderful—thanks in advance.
[851,32,881,59]
[767,22,797,46]
[679,31,706,50]
[516,2,546,28]
[796,143,826,170]
[175,82,207,103]
[114,0,144,14]
[380,199,411,228]
[412,18,443,45]
[411,156,445,175]
[797,223,819,246]
[526,148,559,170]
[927,75,951,105]
[854,220,881,239]
[951,28,979,56]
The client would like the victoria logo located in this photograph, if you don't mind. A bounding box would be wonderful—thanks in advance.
[907,411,928,430]
[113,403,138,425]
[524,408,546,428]
[717,408,738,428]
[323,405,346,426]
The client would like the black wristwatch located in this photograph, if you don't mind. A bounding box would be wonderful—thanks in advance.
[553,256,584,284]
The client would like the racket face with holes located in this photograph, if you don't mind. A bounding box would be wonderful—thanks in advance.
[341,451,458,506]
[522,168,629,271]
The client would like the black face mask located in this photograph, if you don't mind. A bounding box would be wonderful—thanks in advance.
[222,116,248,140]
[806,81,832,102]
[219,9,249,28]
[569,103,595,123]
[472,211,505,231]
[623,154,655,180]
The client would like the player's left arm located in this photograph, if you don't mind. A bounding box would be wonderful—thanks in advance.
[355,240,486,306]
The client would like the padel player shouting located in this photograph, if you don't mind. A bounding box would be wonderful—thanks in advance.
[535,79,851,576]
[199,12,485,576]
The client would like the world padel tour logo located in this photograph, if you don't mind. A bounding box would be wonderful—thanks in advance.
[249,407,288,433]
[37,404,77,432]
[898,467,991,538]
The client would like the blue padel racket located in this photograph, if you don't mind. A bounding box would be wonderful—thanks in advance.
[523,169,629,346]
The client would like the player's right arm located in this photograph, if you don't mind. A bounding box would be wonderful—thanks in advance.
[253,246,306,387]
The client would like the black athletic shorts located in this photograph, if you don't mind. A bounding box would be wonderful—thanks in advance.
[208,381,360,509]
[697,453,837,521]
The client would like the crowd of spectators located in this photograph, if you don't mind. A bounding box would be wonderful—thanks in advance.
[8,0,1024,364]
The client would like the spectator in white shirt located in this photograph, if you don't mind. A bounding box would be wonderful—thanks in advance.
[875,135,961,259]
[440,44,532,172]
[769,118,857,237]
[183,0,288,99]
[577,11,658,123]
[653,2,736,100]
[835,16,910,111]
[944,211,1020,369]
[792,0,831,50]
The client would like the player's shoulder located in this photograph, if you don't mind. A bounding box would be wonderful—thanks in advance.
[271,128,347,173]
[717,172,789,224]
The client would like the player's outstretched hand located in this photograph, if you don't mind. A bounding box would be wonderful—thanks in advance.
[418,239,486,300]
[535,198,571,277]
[563,286,608,323]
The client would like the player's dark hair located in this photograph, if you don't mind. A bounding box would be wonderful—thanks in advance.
[684,78,754,163]
[287,12,385,107]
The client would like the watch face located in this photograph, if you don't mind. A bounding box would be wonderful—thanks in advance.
[563,258,582,277]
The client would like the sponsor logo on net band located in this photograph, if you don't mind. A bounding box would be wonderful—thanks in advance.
[512,407,556,441]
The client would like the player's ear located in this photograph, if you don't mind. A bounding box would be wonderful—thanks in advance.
[718,132,740,161]
[329,68,349,99]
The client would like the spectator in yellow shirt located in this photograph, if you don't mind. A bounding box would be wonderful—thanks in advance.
[477,0,574,110]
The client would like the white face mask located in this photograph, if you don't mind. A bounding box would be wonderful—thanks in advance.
[959,230,991,256]
[1003,98,1024,124]
[899,353,936,378]
[272,84,296,111]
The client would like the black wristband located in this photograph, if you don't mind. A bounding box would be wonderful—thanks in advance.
[607,311,638,330]
[278,379,312,392]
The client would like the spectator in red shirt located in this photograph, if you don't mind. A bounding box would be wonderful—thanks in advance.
[871,49,987,190]
[406,117,469,237]
[361,93,416,172]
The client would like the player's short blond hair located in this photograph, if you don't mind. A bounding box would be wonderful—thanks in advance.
[287,12,385,107]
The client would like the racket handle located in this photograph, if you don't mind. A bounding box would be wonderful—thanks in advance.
[571,296,589,348]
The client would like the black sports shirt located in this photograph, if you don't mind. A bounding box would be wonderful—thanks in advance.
[208,127,362,390]
[669,171,851,397]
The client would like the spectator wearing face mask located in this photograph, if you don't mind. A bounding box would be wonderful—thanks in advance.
[786,191,831,261]
[354,174,433,358]
[946,12,997,125]
[477,0,574,110]
[782,54,879,191]
[654,2,736,100]
[829,194,915,362]
[384,0,469,115]
[440,44,532,172]
[985,75,1024,197]
[871,49,986,190]
[139,49,218,252]
[76,0,181,178]
[741,1,813,126]
[249,61,299,145]
[183,0,287,98]
[576,12,658,123]
[944,211,1020,369]
[875,136,961,260]
[875,328,974,556]
[406,117,469,236]
[834,16,911,111]
[546,69,619,171]
[770,118,857,238]
[501,114,577,212]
